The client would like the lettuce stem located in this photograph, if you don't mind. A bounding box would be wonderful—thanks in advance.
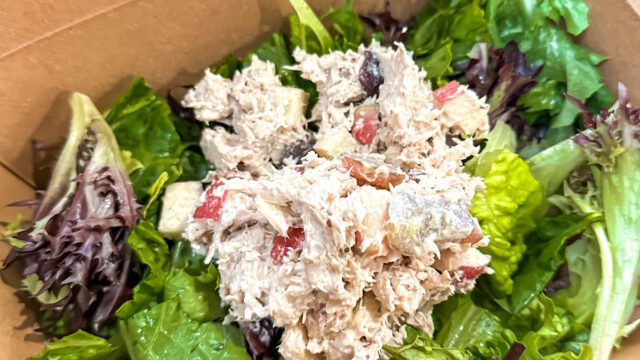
[589,150,640,360]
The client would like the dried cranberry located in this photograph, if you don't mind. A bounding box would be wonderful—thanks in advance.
[359,51,384,97]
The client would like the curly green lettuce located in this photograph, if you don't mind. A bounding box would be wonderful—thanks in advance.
[471,149,544,297]
[569,85,640,360]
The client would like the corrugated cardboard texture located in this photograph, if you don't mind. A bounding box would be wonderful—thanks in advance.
[0,167,44,360]
[0,0,637,358]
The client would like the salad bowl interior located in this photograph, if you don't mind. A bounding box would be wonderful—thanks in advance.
[0,0,639,359]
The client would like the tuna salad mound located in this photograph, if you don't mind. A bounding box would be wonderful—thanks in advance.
[177,41,492,360]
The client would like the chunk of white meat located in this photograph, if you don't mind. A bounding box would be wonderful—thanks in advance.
[292,48,365,133]
[195,57,309,175]
[157,181,203,240]
[182,69,233,123]
[439,85,490,138]
[200,127,256,172]
[217,224,275,322]
[280,321,318,360]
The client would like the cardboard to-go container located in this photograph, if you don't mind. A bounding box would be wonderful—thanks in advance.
[0,0,639,358]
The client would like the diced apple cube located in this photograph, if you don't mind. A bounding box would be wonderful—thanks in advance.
[314,126,358,159]
[158,181,204,240]
[280,87,309,129]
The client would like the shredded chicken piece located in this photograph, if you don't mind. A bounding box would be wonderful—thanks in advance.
[186,57,309,176]
[184,42,492,360]
[293,48,365,134]
[182,69,233,123]
[438,85,490,138]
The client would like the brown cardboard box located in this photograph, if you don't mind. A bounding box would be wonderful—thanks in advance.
[0,0,638,358]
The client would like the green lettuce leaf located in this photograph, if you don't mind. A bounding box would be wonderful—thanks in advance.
[127,221,170,275]
[116,222,169,319]
[554,238,601,326]
[288,0,334,54]
[106,79,184,198]
[513,295,592,359]
[526,137,586,196]
[105,79,209,221]
[178,150,209,183]
[21,273,70,305]
[518,79,562,114]
[487,0,604,129]
[28,330,124,360]
[540,0,589,36]
[419,42,453,82]
[384,324,472,360]
[324,0,364,51]
[117,225,226,324]
[408,0,491,82]
[466,121,517,174]
[3,214,26,248]
[162,241,225,323]
[213,54,242,79]
[509,213,600,312]
[471,149,544,297]
[435,296,516,358]
[120,298,249,360]
[164,266,225,323]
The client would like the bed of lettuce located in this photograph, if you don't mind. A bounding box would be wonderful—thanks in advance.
[3,0,638,359]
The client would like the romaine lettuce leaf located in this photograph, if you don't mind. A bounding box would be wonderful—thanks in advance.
[384,324,473,360]
[28,330,124,360]
[117,225,225,324]
[120,298,249,360]
[127,221,170,276]
[116,221,169,320]
[435,296,516,358]
[106,79,209,219]
[471,149,544,297]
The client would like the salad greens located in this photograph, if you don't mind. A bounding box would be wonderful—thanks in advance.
[3,0,638,359]
[28,330,125,360]
[566,86,640,360]
[3,94,138,336]
[470,148,544,298]
[106,79,209,222]
[116,228,247,360]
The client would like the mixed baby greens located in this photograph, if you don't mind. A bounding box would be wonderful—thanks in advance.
[2,0,638,359]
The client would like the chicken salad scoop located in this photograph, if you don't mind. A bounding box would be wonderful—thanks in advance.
[166,41,492,359]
